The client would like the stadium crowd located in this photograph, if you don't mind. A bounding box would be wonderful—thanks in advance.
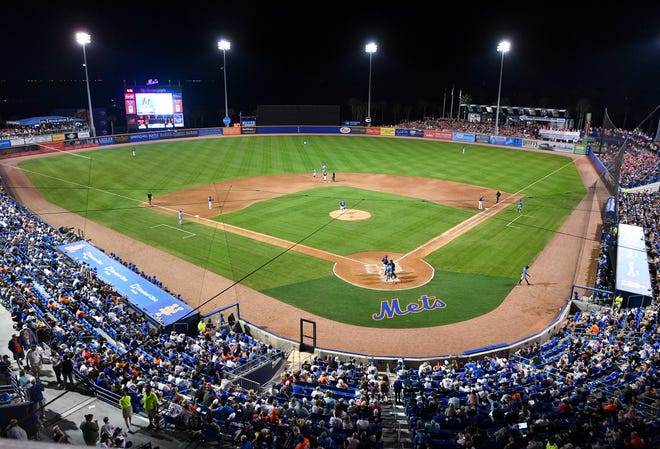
[396,118,542,139]
[0,120,89,139]
[592,127,660,189]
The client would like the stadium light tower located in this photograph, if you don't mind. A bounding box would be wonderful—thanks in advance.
[218,39,231,127]
[494,40,511,136]
[365,42,377,126]
[75,31,96,138]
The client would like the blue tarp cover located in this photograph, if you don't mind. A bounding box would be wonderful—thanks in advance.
[58,240,197,327]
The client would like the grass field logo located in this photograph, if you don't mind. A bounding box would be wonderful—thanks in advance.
[372,295,446,320]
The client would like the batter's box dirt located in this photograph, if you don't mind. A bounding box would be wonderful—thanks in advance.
[334,252,434,291]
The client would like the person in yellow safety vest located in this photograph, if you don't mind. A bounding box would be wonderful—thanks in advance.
[614,294,624,311]
[197,319,207,335]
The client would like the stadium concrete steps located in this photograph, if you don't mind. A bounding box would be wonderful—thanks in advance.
[380,395,412,449]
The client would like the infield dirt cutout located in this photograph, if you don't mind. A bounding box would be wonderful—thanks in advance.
[152,173,516,291]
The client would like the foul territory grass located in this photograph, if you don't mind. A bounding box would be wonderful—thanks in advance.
[18,135,585,328]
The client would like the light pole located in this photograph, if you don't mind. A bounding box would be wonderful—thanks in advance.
[365,42,377,126]
[218,39,231,127]
[494,40,510,136]
[76,31,96,138]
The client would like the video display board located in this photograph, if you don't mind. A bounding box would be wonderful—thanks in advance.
[124,86,184,131]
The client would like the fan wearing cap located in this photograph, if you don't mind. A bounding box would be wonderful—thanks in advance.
[0,354,11,372]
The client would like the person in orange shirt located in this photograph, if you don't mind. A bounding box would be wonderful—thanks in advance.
[603,399,619,413]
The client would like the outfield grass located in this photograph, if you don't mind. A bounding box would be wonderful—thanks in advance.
[18,135,585,328]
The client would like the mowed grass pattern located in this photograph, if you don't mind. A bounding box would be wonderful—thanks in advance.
[217,186,474,255]
[19,136,585,328]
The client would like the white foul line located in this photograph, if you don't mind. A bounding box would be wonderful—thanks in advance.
[151,223,196,239]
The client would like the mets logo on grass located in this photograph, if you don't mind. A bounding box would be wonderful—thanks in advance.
[372,295,446,320]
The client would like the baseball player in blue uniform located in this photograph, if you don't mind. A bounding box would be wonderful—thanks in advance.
[339,200,346,215]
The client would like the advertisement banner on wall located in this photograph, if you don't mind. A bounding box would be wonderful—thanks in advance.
[538,129,581,142]
[424,130,453,140]
[130,132,161,142]
[98,136,116,146]
[366,127,381,135]
[380,127,396,136]
[489,136,523,147]
[198,128,223,137]
[523,139,539,149]
[222,127,241,136]
[452,132,476,143]
[395,129,424,137]
[537,141,574,153]
[350,127,366,135]
[24,135,52,145]
[159,130,199,140]
[573,144,586,154]
[475,135,490,144]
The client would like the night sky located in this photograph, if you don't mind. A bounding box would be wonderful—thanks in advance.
[2,1,659,128]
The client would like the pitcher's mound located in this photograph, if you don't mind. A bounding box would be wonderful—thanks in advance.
[330,209,371,221]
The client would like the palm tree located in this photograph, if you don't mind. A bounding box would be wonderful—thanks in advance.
[575,98,591,129]
[459,93,472,119]
[107,112,117,135]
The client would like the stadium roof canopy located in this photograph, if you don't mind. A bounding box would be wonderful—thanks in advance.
[5,115,84,127]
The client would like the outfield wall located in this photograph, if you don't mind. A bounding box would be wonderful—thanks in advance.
[0,125,590,159]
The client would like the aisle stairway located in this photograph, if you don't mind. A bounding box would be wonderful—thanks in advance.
[380,391,413,449]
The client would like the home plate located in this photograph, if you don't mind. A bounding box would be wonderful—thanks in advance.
[195,215,199,218]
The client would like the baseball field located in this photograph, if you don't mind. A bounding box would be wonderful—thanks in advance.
[16,135,585,333]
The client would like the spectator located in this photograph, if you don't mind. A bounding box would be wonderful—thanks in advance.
[79,413,100,446]
[51,424,69,443]
[5,418,28,440]
[25,344,44,379]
